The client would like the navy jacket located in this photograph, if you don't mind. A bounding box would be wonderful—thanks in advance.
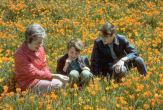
[91,34,138,75]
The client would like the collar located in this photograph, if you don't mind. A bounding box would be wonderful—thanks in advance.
[113,35,119,45]
[22,42,41,55]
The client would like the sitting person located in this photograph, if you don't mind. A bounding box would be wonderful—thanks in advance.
[91,22,147,82]
[56,39,93,87]
[13,24,69,93]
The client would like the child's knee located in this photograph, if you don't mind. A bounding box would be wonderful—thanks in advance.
[81,70,93,80]
[69,70,80,80]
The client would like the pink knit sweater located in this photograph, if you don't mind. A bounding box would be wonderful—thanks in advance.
[14,42,52,90]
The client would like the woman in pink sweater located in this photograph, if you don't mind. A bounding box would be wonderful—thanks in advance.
[14,24,69,93]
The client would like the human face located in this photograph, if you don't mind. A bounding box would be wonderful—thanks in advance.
[68,47,79,60]
[102,34,115,45]
[28,37,43,51]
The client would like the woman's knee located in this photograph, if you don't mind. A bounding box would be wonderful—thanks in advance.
[31,79,63,93]
[51,79,63,88]
[31,80,52,93]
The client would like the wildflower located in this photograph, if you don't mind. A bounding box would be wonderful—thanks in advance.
[51,93,57,100]
[29,96,35,103]
[4,104,13,110]
[46,104,53,110]
[17,97,24,104]
[143,104,149,110]
[38,101,44,109]
[9,92,14,97]
[3,85,8,93]
[101,96,107,102]
[0,78,4,83]
[116,104,120,108]
[83,105,93,110]
[73,83,78,90]
[143,91,151,97]
[136,84,144,92]
[16,88,21,93]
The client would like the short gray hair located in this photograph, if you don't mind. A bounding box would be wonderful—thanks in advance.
[25,24,46,43]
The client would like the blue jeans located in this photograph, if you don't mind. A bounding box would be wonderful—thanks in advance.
[125,56,147,75]
[112,56,147,80]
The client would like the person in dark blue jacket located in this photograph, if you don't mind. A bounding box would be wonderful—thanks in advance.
[91,22,147,81]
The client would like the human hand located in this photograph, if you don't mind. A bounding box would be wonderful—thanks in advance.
[52,74,69,83]
[113,60,125,73]
[66,58,72,63]
[82,66,90,71]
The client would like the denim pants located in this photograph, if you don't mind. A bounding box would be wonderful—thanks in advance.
[125,56,147,75]
[112,56,147,81]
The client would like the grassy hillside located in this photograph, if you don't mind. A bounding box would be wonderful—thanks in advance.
[0,0,162,109]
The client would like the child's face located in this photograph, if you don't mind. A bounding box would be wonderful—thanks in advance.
[68,47,79,60]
